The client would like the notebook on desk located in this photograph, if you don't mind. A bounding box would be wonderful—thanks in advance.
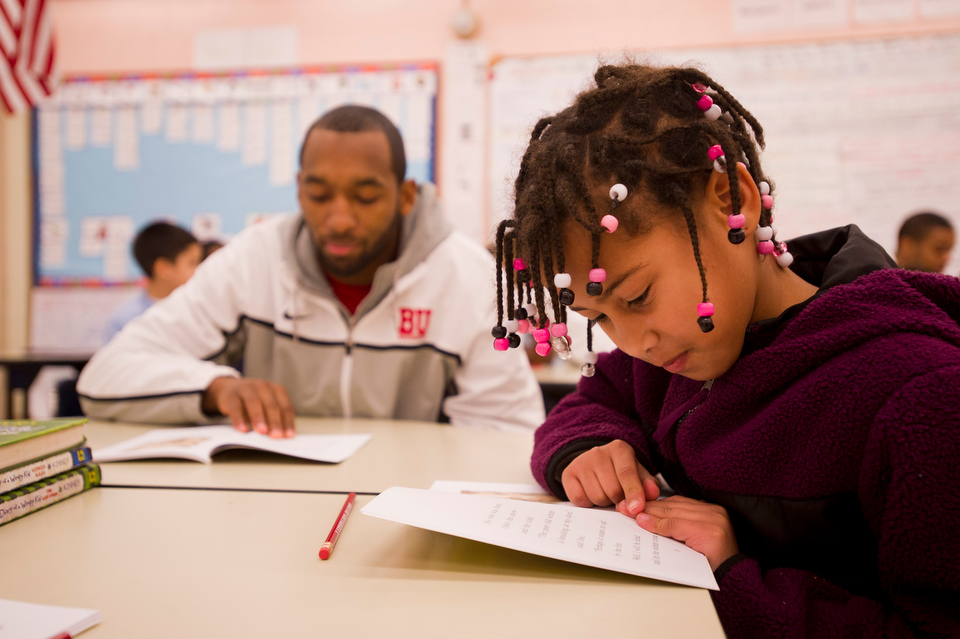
[0,599,101,639]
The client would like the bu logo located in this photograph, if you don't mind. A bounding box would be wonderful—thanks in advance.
[399,308,431,338]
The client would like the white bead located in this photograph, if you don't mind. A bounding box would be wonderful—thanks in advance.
[777,251,794,268]
[705,104,722,121]
[583,351,599,364]
[505,319,519,333]
[580,363,596,377]
[756,226,774,241]
[713,158,726,174]
[721,111,734,124]
[759,181,770,195]
[609,183,628,202]
[524,303,537,317]
[554,273,572,289]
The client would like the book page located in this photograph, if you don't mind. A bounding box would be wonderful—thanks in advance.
[0,599,101,639]
[92,425,371,464]
[362,486,718,590]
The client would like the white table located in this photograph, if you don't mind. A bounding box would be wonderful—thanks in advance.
[0,488,726,638]
[86,417,537,493]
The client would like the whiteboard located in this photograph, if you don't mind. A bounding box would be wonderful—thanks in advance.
[489,34,960,273]
[34,64,438,284]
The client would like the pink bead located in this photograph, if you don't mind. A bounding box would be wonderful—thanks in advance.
[513,258,526,271]
[707,145,724,161]
[550,322,567,338]
[697,302,715,317]
[696,95,713,111]
[535,342,552,357]
[494,338,509,351]
[532,328,550,343]
[600,214,619,233]
[758,240,775,255]
[589,268,607,283]
[761,194,774,210]
[727,214,746,229]
[692,82,707,93]
[517,319,530,334]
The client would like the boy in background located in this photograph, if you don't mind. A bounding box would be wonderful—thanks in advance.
[103,221,202,342]
[895,211,956,273]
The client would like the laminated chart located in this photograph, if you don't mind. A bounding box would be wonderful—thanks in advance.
[35,64,438,285]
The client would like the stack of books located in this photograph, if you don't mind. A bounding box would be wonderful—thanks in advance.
[0,418,101,527]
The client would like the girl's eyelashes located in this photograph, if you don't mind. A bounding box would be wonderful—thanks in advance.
[626,287,651,308]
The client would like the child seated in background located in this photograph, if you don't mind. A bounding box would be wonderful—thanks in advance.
[492,62,960,637]
[103,221,201,343]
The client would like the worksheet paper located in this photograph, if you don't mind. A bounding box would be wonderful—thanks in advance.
[362,486,718,590]
[0,599,101,639]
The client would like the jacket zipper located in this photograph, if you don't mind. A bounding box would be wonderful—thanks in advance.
[340,317,355,419]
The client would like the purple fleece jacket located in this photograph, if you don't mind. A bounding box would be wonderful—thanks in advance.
[532,227,960,638]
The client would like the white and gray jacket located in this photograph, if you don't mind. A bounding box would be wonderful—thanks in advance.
[77,184,545,432]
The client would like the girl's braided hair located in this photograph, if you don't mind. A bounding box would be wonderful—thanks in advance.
[493,63,774,345]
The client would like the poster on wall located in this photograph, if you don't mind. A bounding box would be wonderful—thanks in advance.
[35,63,438,285]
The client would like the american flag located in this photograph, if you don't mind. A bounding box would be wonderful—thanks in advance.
[0,0,56,114]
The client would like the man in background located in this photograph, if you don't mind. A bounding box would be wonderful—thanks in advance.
[103,221,202,342]
[78,105,544,436]
[895,211,956,274]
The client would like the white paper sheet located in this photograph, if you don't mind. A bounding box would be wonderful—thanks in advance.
[242,101,267,166]
[114,106,139,170]
[0,599,101,639]
[93,425,372,464]
[362,487,718,590]
[217,102,241,151]
[269,99,294,186]
[191,103,215,143]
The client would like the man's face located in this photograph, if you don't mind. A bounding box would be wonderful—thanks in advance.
[297,128,416,286]
[899,227,956,273]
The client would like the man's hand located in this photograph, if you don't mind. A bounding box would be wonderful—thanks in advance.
[560,439,660,515]
[202,376,296,438]
[630,495,739,571]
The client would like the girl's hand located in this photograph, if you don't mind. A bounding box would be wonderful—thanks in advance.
[627,495,739,571]
[561,440,660,514]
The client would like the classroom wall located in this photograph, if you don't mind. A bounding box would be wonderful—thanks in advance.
[4,0,960,350]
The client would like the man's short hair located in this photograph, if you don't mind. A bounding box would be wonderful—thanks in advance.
[299,105,407,184]
[133,222,198,277]
[898,211,954,242]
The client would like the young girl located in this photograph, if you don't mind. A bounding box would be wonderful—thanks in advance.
[491,64,960,638]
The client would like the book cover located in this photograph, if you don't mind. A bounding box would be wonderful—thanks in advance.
[0,444,92,494]
[93,425,371,464]
[0,418,87,469]
[0,463,101,526]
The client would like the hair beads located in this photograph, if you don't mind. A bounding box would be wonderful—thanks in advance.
[495,64,778,375]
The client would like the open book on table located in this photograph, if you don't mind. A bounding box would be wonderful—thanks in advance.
[93,425,371,464]
[362,482,718,590]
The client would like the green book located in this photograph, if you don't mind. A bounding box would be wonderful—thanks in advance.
[0,418,87,470]
[0,463,101,526]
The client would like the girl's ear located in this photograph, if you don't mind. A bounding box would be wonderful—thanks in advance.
[701,162,762,236]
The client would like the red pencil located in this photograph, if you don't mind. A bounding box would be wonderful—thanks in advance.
[319,492,356,560]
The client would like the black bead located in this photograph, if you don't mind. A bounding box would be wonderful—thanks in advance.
[491,326,507,339]
[508,333,522,348]
[515,307,528,320]
[559,288,575,306]
[728,228,746,245]
[586,282,603,296]
[516,269,532,283]
[697,316,715,333]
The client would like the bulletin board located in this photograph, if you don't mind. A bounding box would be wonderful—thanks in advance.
[33,63,439,285]
[489,33,960,269]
